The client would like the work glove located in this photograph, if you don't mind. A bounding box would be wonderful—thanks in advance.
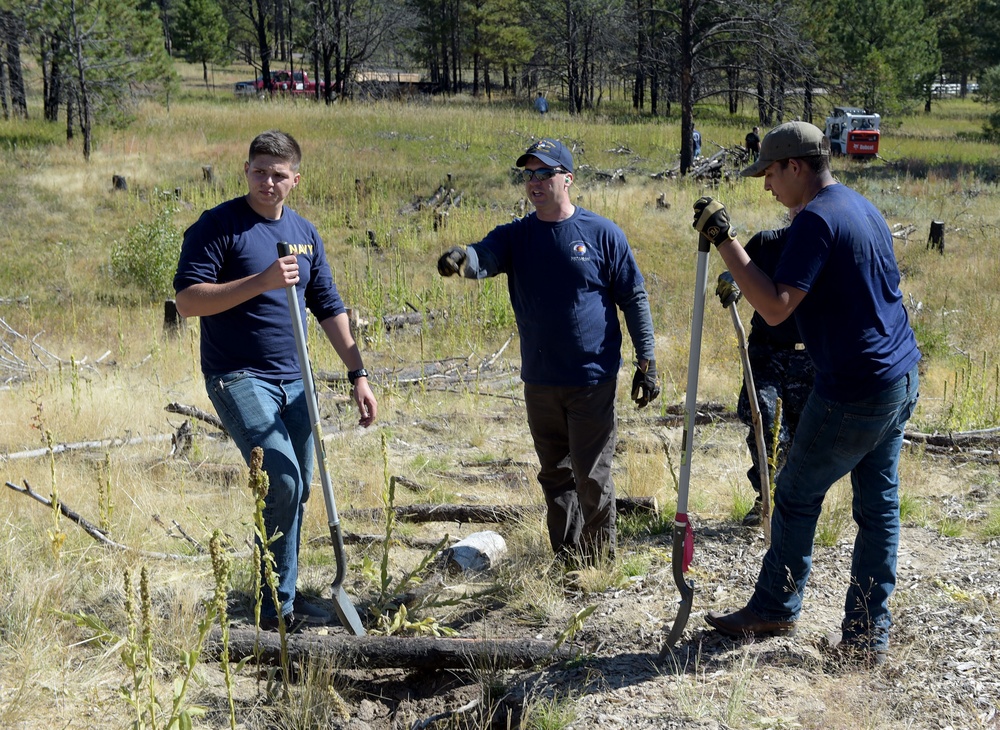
[716,272,742,309]
[631,359,660,409]
[693,197,737,247]
[437,246,467,277]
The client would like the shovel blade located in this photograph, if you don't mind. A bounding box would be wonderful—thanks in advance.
[331,586,366,636]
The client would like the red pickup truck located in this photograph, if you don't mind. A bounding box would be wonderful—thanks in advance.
[234,70,324,97]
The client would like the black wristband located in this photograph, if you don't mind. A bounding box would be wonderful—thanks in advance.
[347,368,368,385]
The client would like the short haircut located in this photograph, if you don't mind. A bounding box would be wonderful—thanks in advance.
[248,130,302,170]
[779,154,829,175]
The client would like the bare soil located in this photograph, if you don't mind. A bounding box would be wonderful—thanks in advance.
[197,398,1000,730]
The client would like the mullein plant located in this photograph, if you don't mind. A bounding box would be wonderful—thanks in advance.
[247,446,293,695]
[210,530,241,730]
[767,398,783,522]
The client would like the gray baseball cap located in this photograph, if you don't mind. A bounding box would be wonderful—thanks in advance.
[740,121,828,177]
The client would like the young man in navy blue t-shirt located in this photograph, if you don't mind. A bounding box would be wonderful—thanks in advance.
[174,130,377,630]
[694,121,920,665]
[436,139,659,566]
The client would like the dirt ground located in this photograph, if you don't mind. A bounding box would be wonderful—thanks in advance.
[196,403,1000,730]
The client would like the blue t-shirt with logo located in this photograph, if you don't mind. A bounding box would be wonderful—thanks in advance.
[774,184,920,401]
[173,196,346,379]
[464,207,651,386]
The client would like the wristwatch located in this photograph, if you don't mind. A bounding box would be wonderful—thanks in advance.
[347,368,369,385]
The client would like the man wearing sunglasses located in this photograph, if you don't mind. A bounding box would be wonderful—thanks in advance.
[437,138,659,567]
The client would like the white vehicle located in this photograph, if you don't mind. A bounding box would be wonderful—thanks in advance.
[824,107,881,157]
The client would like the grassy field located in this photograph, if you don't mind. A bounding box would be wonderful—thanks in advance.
[1,64,1000,728]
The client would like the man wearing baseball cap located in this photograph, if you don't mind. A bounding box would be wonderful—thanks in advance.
[692,121,920,666]
[436,138,659,566]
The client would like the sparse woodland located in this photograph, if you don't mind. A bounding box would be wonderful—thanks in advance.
[1,64,999,729]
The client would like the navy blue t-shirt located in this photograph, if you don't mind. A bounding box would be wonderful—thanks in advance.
[173,197,346,379]
[464,207,650,387]
[774,184,920,401]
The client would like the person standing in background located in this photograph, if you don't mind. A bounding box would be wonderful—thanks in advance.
[534,91,549,114]
[746,126,761,161]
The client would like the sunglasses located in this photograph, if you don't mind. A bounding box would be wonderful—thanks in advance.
[518,167,567,183]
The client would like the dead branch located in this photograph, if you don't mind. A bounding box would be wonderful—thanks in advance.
[2,433,174,461]
[165,402,226,433]
[331,533,454,550]
[4,479,213,561]
[391,474,433,493]
[211,630,574,670]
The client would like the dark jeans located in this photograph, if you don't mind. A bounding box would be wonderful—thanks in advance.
[737,342,815,495]
[524,380,618,563]
[747,365,919,650]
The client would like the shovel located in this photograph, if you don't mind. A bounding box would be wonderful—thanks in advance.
[277,242,366,636]
[659,233,710,655]
[720,283,772,544]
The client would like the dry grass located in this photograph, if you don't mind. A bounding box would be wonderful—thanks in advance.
[2,72,1000,728]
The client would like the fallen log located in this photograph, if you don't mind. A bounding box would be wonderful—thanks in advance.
[210,630,573,670]
[905,427,1000,448]
[342,496,658,525]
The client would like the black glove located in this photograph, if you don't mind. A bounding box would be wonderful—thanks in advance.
[631,359,660,409]
[437,246,467,277]
[693,197,737,247]
[716,271,742,309]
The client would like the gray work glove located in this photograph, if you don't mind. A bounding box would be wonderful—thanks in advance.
[716,272,742,309]
[437,246,466,277]
[631,359,660,409]
[693,197,737,247]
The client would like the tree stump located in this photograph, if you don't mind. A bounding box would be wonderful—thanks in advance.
[163,299,185,337]
[928,220,945,254]
[112,174,128,191]
[202,165,214,182]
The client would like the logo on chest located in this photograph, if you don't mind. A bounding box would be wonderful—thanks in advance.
[568,240,590,262]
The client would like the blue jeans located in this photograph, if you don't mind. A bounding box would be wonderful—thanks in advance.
[748,365,919,649]
[207,373,313,619]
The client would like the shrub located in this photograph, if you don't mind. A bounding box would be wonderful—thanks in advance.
[110,201,182,299]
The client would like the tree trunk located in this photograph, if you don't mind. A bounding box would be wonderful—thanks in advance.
[255,0,272,96]
[68,0,92,160]
[679,0,694,174]
[0,38,8,120]
[3,12,28,119]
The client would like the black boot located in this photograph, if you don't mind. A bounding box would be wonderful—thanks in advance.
[741,497,763,527]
